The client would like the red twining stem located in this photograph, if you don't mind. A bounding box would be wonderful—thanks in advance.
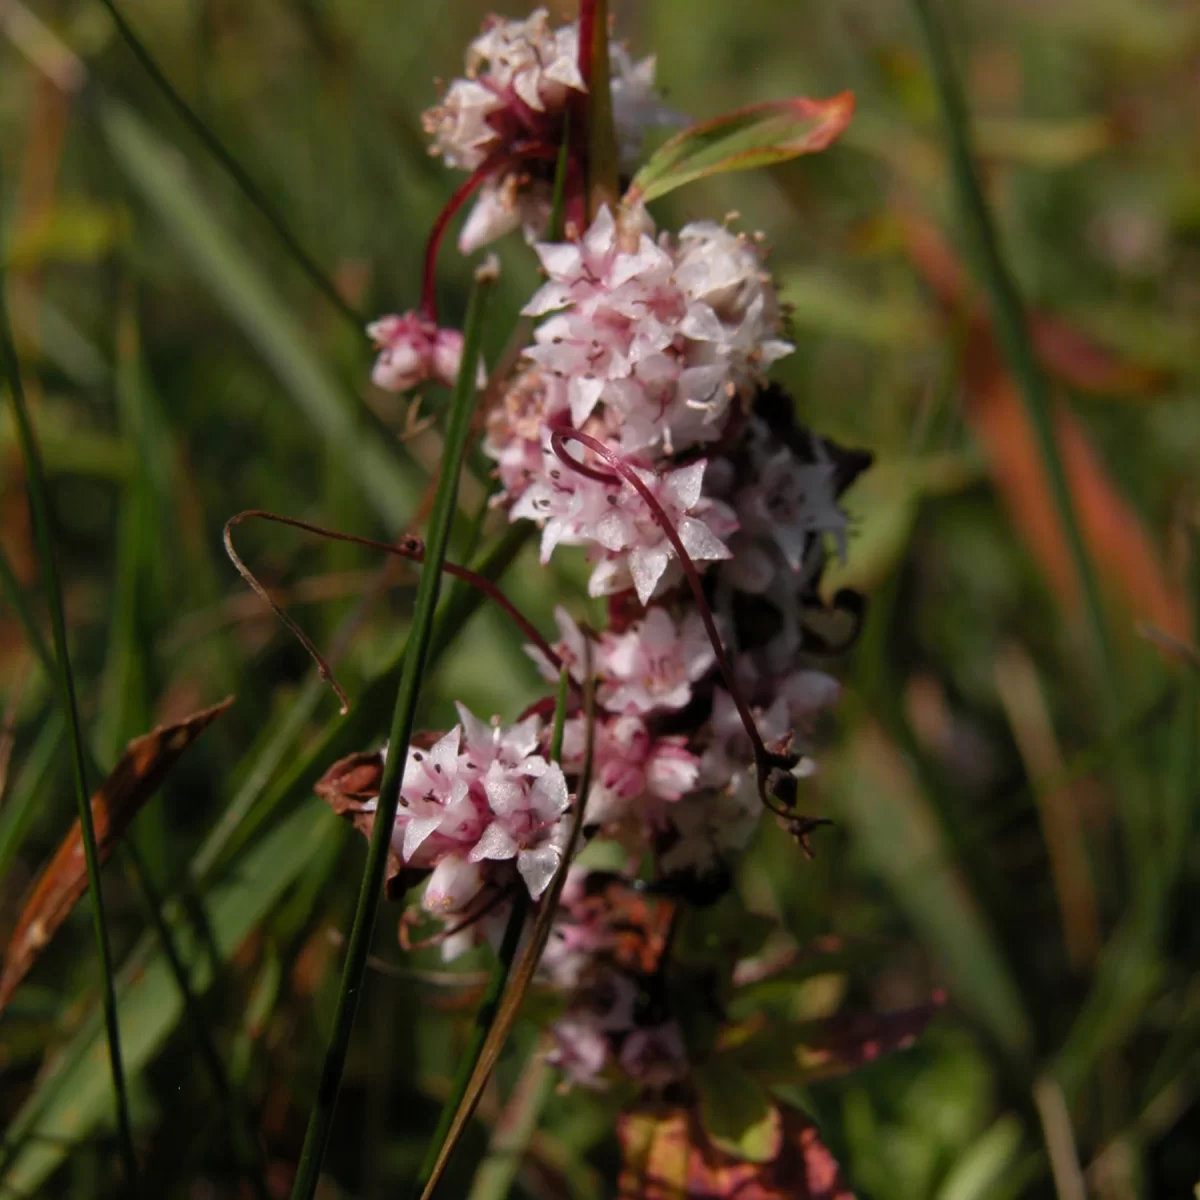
[224,509,570,703]
[548,430,796,811]
[421,142,561,323]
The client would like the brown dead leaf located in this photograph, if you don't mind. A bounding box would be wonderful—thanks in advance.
[315,749,425,900]
[0,697,234,1014]
[618,1103,855,1199]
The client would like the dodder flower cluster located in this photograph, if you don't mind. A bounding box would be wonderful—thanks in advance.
[320,6,870,1095]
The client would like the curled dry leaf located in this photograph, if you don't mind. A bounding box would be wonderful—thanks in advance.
[618,1103,855,1199]
[315,748,422,900]
[0,697,234,1014]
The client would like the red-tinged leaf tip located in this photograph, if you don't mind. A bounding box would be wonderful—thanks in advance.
[788,90,856,149]
[626,91,857,206]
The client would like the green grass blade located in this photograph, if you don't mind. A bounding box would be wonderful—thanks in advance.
[465,1041,556,1200]
[844,726,1033,1063]
[412,668,569,1196]
[0,204,137,1187]
[99,100,421,531]
[290,267,495,1199]
[0,538,268,1196]
[96,0,365,334]
[0,708,64,884]
[909,0,1115,688]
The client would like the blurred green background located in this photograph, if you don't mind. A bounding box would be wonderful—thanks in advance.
[1,0,1198,1196]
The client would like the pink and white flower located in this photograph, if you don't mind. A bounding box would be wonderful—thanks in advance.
[561,712,700,828]
[367,312,483,393]
[518,207,791,456]
[598,606,715,715]
[423,11,676,253]
[386,704,572,908]
[512,443,735,605]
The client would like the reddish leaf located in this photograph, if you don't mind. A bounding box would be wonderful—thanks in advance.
[1029,315,1167,398]
[790,994,946,1082]
[0,698,234,1013]
[618,1103,855,1199]
[901,216,1187,637]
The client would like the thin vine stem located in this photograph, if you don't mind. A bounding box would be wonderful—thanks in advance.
[96,0,366,335]
[0,201,137,1187]
[420,142,557,322]
[223,509,571,709]
[549,429,795,811]
[290,269,495,1200]
[410,668,569,1196]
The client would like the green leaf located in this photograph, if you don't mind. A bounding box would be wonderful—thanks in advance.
[626,92,855,205]
[3,201,128,270]
[0,710,64,885]
[936,1116,1025,1200]
[0,802,336,1196]
[820,455,983,597]
[693,1060,782,1164]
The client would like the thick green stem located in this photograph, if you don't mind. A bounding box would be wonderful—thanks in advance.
[290,271,494,1198]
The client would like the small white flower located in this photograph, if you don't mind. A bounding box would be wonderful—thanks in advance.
[367,312,484,393]
[600,607,715,715]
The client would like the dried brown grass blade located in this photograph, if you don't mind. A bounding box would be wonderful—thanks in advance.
[0,697,234,1013]
[964,330,1190,638]
[417,672,596,1200]
[901,214,1188,638]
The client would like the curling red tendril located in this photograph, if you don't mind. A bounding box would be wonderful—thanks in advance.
[223,509,571,711]
[420,141,560,323]
[548,429,799,816]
